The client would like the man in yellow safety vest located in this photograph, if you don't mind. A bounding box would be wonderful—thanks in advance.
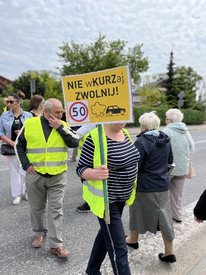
[16,98,79,258]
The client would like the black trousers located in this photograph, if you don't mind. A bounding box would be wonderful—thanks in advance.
[86,202,131,275]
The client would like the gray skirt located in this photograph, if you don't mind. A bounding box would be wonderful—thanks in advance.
[129,191,175,241]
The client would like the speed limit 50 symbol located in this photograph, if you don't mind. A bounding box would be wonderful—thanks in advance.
[69,101,89,122]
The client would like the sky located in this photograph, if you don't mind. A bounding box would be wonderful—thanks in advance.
[1,0,206,82]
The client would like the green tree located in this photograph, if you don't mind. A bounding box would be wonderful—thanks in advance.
[166,51,177,106]
[58,34,149,84]
[11,71,45,98]
[4,71,62,100]
[166,51,203,108]
[173,66,202,108]
[138,85,166,107]
[38,71,62,101]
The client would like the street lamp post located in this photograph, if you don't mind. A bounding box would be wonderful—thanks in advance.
[30,79,35,98]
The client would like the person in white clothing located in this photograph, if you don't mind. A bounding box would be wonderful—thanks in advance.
[0,92,32,205]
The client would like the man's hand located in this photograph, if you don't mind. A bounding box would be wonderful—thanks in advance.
[26,166,36,175]
[48,114,62,129]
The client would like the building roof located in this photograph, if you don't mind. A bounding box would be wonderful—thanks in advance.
[0,75,13,89]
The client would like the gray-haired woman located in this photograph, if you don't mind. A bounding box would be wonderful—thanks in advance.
[126,112,176,263]
[163,108,195,223]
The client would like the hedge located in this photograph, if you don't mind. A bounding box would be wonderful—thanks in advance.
[133,106,205,126]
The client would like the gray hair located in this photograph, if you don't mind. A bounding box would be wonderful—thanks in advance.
[165,108,183,123]
[43,98,62,111]
[139,111,160,130]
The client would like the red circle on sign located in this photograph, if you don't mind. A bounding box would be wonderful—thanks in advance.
[69,101,89,122]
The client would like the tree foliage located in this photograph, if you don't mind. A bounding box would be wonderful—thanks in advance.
[173,66,202,108]
[166,52,203,108]
[4,71,62,101]
[166,51,176,106]
[58,34,149,84]
[138,85,166,107]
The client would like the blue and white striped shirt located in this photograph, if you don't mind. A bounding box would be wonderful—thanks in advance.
[76,133,140,202]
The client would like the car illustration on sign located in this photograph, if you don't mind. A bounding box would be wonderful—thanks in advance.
[106,105,126,116]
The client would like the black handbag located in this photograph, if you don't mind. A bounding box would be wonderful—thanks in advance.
[0,144,15,156]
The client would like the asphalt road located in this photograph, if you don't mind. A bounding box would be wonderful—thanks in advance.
[0,128,205,275]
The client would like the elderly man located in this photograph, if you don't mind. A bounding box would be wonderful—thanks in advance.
[16,98,79,258]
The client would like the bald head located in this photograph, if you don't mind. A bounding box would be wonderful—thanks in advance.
[43,98,64,120]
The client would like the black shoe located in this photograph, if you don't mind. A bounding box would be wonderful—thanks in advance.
[125,236,139,250]
[172,218,182,223]
[126,242,139,250]
[76,202,91,213]
[158,253,176,263]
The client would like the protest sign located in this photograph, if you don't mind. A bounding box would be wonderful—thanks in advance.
[62,65,133,125]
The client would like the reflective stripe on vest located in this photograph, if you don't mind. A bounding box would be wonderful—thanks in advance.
[32,160,67,167]
[83,181,104,197]
[27,147,68,153]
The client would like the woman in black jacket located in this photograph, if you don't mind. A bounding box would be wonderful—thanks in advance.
[126,112,176,263]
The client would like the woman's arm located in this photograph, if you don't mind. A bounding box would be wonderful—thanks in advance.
[186,131,195,154]
[168,143,174,164]
[134,138,145,170]
[76,135,108,181]
[0,135,15,146]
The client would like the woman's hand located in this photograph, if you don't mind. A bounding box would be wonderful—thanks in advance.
[9,140,15,147]
[15,130,21,136]
[1,136,15,147]
[82,165,109,181]
[94,165,109,180]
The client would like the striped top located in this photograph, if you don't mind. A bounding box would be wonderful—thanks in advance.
[76,133,140,203]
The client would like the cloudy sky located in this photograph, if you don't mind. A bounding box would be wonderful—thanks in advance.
[1,0,206,81]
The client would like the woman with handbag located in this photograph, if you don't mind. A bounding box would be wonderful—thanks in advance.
[0,91,32,205]
[163,108,195,222]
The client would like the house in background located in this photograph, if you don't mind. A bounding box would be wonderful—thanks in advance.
[132,73,168,107]
[0,75,13,94]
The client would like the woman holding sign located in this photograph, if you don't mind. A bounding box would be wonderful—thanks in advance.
[76,123,140,275]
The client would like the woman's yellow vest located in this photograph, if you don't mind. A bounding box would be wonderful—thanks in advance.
[24,117,68,175]
[82,127,137,218]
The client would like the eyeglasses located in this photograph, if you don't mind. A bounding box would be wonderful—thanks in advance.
[6,100,18,105]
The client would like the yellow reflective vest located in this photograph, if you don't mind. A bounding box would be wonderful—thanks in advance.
[78,133,89,157]
[24,117,68,175]
[83,126,137,218]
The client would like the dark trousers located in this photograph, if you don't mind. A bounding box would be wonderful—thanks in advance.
[86,202,131,275]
